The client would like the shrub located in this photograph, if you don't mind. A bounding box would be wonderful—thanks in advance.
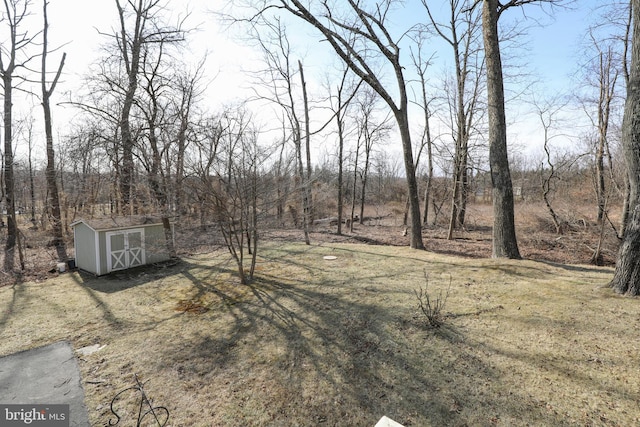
[414,272,451,328]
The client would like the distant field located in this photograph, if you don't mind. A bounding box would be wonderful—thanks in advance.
[1,241,636,426]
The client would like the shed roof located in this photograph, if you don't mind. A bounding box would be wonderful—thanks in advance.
[70,216,171,232]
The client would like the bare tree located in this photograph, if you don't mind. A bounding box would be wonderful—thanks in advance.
[1,0,38,272]
[616,0,633,234]
[137,40,178,256]
[62,122,111,219]
[271,122,294,226]
[582,0,632,233]
[324,66,361,235]
[24,118,36,228]
[105,0,184,212]
[481,0,573,258]
[409,31,436,227]
[532,94,569,235]
[172,61,205,217]
[353,87,392,227]
[333,68,350,235]
[480,0,520,258]
[610,0,640,295]
[41,0,67,263]
[189,114,223,229]
[424,0,485,239]
[240,0,425,249]
[250,18,312,244]
[297,59,314,235]
[69,69,125,212]
[193,108,263,285]
[579,31,622,225]
[135,35,202,258]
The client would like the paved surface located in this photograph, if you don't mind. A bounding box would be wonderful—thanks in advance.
[0,341,90,426]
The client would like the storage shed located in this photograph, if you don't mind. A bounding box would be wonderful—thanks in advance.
[70,216,175,276]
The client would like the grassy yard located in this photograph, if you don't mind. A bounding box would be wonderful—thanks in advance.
[0,241,637,426]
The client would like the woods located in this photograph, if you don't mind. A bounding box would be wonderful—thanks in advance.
[0,0,636,286]
[4,3,640,426]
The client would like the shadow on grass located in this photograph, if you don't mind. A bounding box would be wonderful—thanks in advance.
[0,283,24,339]
[537,259,613,275]
[151,251,573,426]
[170,272,454,425]
[69,260,202,331]
[48,242,615,425]
[470,326,636,425]
[69,272,126,329]
[80,260,182,294]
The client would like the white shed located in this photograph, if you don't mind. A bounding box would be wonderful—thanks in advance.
[70,216,175,276]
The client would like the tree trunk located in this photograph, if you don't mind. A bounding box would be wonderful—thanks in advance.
[43,95,68,263]
[458,148,469,226]
[27,125,37,228]
[337,110,345,235]
[621,179,630,235]
[116,0,144,212]
[276,138,287,225]
[3,73,17,272]
[482,0,521,259]
[299,60,314,226]
[541,141,562,235]
[350,141,360,233]
[359,141,371,224]
[396,110,425,249]
[610,0,640,295]
[447,147,462,240]
[297,61,311,244]
[594,48,618,225]
[419,73,434,227]
[610,206,640,294]
[42,2,68,263]
[294,129,309,244]
[175,115,187,215]
[161,216,176,258]
[595,120,607,224]
[174,70,200,217]
[0,151,5,229]
[448,30,468,238]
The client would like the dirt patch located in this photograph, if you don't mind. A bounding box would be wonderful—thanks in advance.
[174,299,210,314]
[246,201,620,266]
[1,201,620,286]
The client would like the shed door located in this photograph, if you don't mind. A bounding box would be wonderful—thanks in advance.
[106,228,145,273]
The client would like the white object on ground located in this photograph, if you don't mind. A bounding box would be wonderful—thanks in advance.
[375,416,405,427]
[76,344,106,356]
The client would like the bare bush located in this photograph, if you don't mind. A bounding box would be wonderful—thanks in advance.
[414,272,451,328]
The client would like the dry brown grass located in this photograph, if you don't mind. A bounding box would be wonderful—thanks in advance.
[1,241,638,426]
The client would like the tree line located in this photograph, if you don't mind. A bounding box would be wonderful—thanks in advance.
[2,0,640,295]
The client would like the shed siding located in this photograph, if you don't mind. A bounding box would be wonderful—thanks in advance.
[72,218,175,276]
[74,223,98,275]
[97,231,108,276]
[97,224,171,274]
[144,224,172,264]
